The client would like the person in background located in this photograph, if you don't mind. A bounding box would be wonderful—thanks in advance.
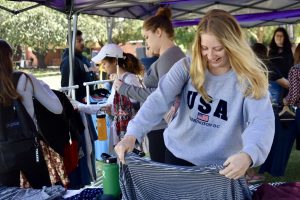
[283,43,300,130]
[92,43,143,146]
[245,43,289,183]
[140,47,159,72]
[268,27,294,105]
[113,7,185,163]
[115,9,275,180]
[60,30,99,102]
[0,39,63,188]
[252,43,289,91]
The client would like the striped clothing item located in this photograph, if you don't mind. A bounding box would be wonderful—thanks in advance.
[285,65,300,107]
[249,182,285,192]
[120,153,252,200]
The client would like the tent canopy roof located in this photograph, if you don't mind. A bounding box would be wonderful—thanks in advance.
[8,0,300,27]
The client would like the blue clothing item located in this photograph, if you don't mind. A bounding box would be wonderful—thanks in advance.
[68,134,91,189]
[269,81,283,104]
[296,108,300,150]
[120,153,252,200]
[0,185,65,200]
[259,108,300,176]
[65,188,103,200]
[140,56,159,71]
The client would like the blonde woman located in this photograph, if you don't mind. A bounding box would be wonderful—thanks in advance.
[115,9,275,179]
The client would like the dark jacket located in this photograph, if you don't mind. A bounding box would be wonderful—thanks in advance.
[60,49,96,102]
[33,90,84,156]
[269,49,294,79]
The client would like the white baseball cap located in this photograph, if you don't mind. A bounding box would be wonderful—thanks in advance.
[92,43,124,63]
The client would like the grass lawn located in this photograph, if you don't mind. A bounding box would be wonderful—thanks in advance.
[263,144,300,183]
[16,67,61,78]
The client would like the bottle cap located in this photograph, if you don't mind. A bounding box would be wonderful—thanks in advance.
[97,109,106,118]
[101,153,118,163]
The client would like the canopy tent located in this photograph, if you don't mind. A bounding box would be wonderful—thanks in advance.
[3,0,300,98]
[7,0,300,28]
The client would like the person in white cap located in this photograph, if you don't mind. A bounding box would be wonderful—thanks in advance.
[92,44,143,145]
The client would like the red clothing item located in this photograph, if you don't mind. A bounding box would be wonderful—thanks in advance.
[63,141,79,174]
[286,66,300,107]
[113,92,135,137]
[253,182,300,200]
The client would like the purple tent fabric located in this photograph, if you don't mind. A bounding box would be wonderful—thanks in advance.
[173,8,300,27]
[7,0,300,27]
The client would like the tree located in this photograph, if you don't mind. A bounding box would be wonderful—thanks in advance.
[0,1,108,68]
[244,26,279,46]
[175,26,197,53]
[77,14,107,47]
[0,1,67,68]
[106,17,115,43]
[112,18,143,44]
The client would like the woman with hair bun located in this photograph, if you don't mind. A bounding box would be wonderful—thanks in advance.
[114,7,185,163]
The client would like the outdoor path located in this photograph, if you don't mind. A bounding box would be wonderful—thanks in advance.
[39,75,61,90]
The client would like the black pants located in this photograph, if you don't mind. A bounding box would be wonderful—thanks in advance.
[147,129,166,163]
[295,108,300,150]
[0,147,51,189]
[165,148,195,166]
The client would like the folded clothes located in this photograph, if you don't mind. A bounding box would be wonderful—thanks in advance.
[120,153,252,200]
[0,185,66,200]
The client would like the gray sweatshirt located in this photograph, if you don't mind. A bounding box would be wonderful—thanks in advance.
[126,57,275,167]
[118,45,185,130]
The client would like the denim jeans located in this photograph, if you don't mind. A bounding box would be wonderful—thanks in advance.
[269,81,283,104]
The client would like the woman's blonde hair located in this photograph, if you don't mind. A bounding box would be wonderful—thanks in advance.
[190,9,268,101]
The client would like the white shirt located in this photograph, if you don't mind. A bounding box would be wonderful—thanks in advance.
[16,73,63,121]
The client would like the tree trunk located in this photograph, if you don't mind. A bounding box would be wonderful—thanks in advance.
[106,17,115,43]
[256,27,265,43]
[35,51,47,69]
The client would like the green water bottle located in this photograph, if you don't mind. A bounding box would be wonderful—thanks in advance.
[101,153,121,198]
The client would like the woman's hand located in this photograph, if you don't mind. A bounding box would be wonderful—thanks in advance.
[113,79,123,92]
[219,152,252,179]
[101,104,112,115]
[283,98,288,106]
[114,135,136,163]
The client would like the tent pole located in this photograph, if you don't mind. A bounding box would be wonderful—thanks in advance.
[67,16,74,99]
[71,13,78,100]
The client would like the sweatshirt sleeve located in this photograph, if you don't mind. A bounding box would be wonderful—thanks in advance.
[241,93,275,167]
[123,74,143,103]
[118,83,156,102]
[28,74,63,114]
[126,58,190,142]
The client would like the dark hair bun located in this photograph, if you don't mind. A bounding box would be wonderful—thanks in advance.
[155,7,172,19]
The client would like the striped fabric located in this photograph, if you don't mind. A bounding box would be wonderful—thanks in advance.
[120,153,252,200]
[248,182,285,192]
